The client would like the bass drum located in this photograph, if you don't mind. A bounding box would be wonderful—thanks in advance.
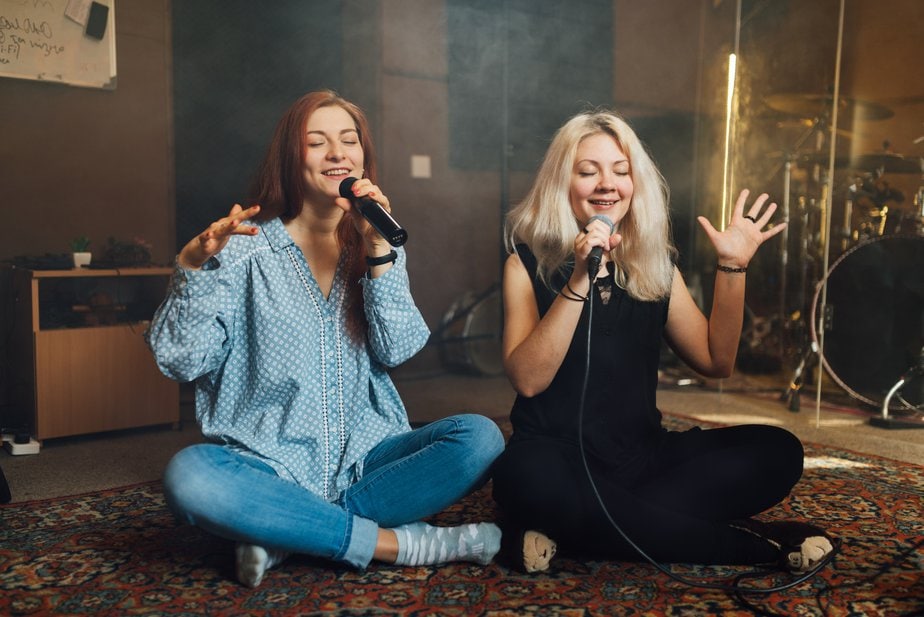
[438,285,504,377]
[811,235,924,410]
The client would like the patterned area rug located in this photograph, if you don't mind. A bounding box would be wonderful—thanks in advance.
[1,414,922,616]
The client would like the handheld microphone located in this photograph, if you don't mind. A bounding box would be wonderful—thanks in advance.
[585,215,616,280]
[338,177,408,247]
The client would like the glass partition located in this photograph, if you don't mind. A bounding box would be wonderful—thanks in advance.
[693,0,923,416]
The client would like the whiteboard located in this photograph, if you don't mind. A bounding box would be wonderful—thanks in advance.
[0,0,116,89]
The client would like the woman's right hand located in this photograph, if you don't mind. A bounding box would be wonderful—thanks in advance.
[572,217,620,282]
[177,204,261,270]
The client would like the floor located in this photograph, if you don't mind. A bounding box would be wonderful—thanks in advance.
[395,368,924,465]
[2,366,922,504]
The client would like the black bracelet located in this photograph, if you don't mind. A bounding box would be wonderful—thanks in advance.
[559,290,585,302]
[366,250,398,267]
[716,264,747,274]
[560,281,589,302]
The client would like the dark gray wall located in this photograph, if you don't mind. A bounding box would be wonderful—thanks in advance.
[168,0,618,370]
[172,0,344,247]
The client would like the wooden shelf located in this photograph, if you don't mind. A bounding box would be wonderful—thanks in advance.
[29,266,173,278]
[1,266,179,441]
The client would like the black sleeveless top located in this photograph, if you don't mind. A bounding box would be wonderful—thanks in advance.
[508,244,671,477]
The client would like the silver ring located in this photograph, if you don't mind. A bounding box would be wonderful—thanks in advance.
[743,215,757,223]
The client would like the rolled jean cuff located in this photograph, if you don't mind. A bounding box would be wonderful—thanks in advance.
[339,514,379,569]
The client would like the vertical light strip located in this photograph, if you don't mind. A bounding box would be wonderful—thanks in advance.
[815,0,846,429]
[720,52,737,230]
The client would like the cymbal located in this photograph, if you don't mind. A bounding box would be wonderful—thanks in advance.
[764,93,894,121]
[793,152,923,174]
[775,118,854,140]
[852,153,923,174]
[793,152,851,169]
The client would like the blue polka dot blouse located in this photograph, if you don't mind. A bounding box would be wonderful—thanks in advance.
[145,217,430,500]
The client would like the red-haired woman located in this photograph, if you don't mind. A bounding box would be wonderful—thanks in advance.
[147,91,503,587]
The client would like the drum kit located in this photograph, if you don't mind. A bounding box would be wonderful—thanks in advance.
[765,93,924,426]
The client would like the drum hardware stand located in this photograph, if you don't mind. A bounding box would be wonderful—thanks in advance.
[870,349,924,429]
[768,117,830,409]
[841,182,856,253]
[772,115,844,415]
[768,119,825,364]
[779,192,826,412]
[433,281,504,377]
[781,341,817,412]
[777,157,792,364]
[432,281,500,340]
[781,299,831,412]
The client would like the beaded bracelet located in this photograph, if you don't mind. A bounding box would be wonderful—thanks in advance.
[716,264,747,274]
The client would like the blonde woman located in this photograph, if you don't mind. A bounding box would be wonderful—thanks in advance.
[492,110,833,575]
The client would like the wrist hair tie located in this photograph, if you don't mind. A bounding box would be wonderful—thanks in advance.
[560,281,590,302]
[366,250,397,266]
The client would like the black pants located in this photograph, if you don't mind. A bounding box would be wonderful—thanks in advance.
[492,424,804,565]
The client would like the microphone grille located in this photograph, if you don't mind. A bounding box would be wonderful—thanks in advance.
[338,176,359,198]
[587,214,616,233]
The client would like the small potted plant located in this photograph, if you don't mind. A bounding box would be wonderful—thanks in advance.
[71,236,92,268]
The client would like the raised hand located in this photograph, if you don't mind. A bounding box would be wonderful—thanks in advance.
[696,190,786,269]
[178,204,261,269]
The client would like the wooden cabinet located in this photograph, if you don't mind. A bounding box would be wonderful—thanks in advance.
[1,267,179,441]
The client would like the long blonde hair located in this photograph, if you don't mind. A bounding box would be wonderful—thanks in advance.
[505,110,676,301]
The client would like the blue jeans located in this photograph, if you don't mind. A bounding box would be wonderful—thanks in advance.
[163,414,504,569]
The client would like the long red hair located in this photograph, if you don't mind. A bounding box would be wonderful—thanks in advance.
[250,90,377,340]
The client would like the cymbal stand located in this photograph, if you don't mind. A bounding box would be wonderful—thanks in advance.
[784,340,818,412]
[841,180,857,252]
[777,157,791,364]
[780,194,821,412]
[774,117,830,412]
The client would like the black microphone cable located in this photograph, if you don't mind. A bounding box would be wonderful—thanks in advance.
[574,282,841,598]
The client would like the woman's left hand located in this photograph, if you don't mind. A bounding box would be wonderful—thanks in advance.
[335,178,393,254]
[696,189,787,269]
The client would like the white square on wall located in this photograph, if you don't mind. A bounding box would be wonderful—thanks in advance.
[410,155,431,179]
